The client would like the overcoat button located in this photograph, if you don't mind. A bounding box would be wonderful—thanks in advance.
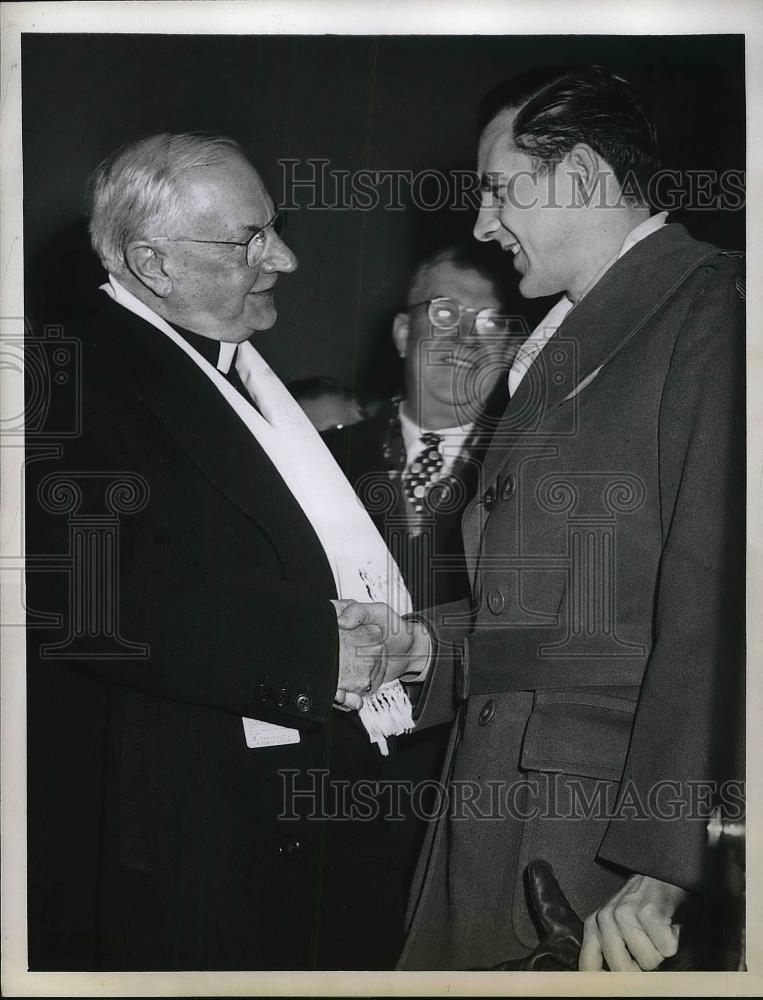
[275,687,290,708]
[295,693,313,713]
[478,699,496,726]
[501,474,516,501]
[255,684,272,703]
[278,836,301,858]
[487,589,505,615]
[483,486,496,512]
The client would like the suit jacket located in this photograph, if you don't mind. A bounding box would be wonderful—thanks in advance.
[321,398,503,894]
[323,397,499,608]
[25,292,405,970]
[399,224,745,969]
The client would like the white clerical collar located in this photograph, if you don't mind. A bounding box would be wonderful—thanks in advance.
[103,274,238,373]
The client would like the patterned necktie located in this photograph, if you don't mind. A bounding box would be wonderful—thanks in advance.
[403,432,444,514]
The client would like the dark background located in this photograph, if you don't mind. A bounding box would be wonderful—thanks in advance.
[22,33,745,398]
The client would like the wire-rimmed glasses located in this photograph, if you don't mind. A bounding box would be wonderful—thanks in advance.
[408,296,511,337]
[148,207,286,268]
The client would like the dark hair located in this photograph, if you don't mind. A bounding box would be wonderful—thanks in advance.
[478,65,659,198]
[407,242,509,307]
[288,376,359,405]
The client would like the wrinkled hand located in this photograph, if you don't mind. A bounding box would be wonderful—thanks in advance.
[579,874,688,971]
[333,600,431,685]
[331,600,386,711]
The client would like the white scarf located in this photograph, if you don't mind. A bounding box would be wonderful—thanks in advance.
[101,277,414,754]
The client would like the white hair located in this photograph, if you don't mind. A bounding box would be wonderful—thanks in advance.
[86,131,243,274]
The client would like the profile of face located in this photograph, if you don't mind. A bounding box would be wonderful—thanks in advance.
[393,260,510,421]
[143,154,298,341]
[474,108,582,299]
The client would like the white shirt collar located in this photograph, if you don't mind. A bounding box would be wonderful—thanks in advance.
[398,402,474,474]
[618,210,669,258]
[573,211,669,303]
[508,213,669,397]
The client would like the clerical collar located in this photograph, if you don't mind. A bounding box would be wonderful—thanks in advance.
[169,324,237,374]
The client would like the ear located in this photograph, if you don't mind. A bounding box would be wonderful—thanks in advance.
[124,241,174,298]
[565,143,603,207]
[392,312,410,359]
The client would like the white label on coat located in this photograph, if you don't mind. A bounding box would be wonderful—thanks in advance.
[242,717,301,748]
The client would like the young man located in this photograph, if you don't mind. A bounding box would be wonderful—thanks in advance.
[340,65,745,972]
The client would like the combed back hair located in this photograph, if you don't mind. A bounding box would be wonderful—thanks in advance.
[86,131,243,274]
[478,65,659,201]
[407,244,508,308]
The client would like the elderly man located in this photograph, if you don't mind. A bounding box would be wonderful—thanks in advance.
[339,65,744,971]
[25,132,412,970]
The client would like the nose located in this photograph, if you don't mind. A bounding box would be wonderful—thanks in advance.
[459,312,479,341]
[262,231,298,274]
[473,200,500,243]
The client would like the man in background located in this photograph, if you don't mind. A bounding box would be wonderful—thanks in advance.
[296,244,524,901]
[321,245,522,610]
[290,375,368,432]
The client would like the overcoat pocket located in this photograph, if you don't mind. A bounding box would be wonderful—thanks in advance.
[520,690,637,781]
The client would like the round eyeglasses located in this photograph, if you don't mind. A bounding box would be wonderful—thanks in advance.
[148,207,287,268]
[408,296,511,338]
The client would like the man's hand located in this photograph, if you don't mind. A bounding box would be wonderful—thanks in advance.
[333,600,431,684]
[579,874,688,971]
[331,600,386,711]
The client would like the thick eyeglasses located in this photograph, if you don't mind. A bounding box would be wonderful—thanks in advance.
[408,296,511,338]
[148,207,286,268]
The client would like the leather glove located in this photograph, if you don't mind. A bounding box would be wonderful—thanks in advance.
[475,858,704,971]
[475,859,583,971]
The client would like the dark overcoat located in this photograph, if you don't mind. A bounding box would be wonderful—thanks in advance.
[399,224,745,969]
[25,292,406,971]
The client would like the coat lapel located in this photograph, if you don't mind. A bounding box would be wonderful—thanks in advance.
[94,295,330,552]
[480,224,723,487]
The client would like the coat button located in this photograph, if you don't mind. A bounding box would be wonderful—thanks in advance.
[478,699,496,726]
[483,486,496,512]
[275,687,290,708]
[255,683,272,703]
[278,835,301,858]
[295,693,313,713]
[501,474,516,501]
[487,589,505,615]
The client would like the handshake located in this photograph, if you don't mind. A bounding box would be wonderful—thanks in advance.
[331,600,432,711]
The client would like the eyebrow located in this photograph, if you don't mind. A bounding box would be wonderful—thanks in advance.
[241,207,278,234]
[479,172,506,195]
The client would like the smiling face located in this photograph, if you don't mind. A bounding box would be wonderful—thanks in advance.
[474,108,582,299]
[160,154,297,341]
[396,259,511,426]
